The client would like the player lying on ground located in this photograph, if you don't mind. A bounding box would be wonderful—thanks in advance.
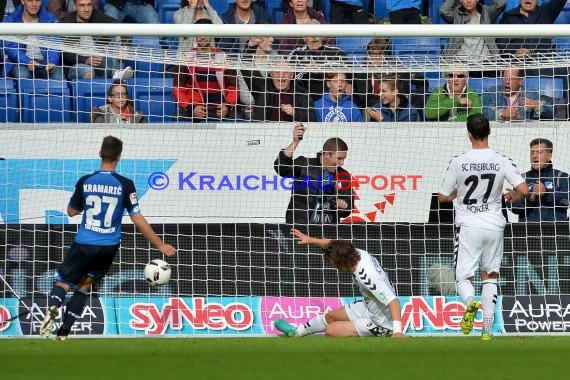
[274,229,406,338]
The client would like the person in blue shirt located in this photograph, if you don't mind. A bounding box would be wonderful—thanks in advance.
[40,136,176,340]
[367,74,419,122]
[315,72,363,122]
[509,138,569,222]
[3,0,64,79]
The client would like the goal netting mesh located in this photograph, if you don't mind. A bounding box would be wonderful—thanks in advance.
[1,24,569,337]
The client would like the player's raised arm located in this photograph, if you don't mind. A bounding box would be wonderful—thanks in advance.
[291,228,331,249]
[130,212,176,257]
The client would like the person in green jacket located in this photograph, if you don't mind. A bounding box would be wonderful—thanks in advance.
[425,71,482,122]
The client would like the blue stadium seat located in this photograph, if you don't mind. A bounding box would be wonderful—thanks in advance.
[524,77,564,99]
[0,79,18,123]
[159,4,178,24]
[392,37,442,58]
[133,78,177,123]
[554,7,570,24]
[374,0,388,21]
[336,37,371,58]
[155,0,179,14]
[430,0,445,24]
[469,77,500,95]
[71,79,115,123]
[265,0,285,23]
[128,36,165,78]
[18,79,71,123]
[212,0,230,15]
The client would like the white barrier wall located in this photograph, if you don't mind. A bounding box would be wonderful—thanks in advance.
[0,122,568,224]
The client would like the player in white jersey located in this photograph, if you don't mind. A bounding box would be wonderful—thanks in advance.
[274,229,405,338]
[438,114,528,341]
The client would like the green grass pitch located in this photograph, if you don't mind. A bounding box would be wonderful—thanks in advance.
[0,337,568,380]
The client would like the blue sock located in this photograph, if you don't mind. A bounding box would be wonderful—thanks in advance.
[48,284,67,309]
[60,290,89,333]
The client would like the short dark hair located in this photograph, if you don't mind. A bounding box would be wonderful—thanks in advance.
[530,138,553,153]
[100,136,123,162]
[323,240,360,270]
[322,137,348,153]
[466,113,490,140]
[195,18,213,25]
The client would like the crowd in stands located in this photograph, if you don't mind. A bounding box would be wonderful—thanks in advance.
[1,0,570,123]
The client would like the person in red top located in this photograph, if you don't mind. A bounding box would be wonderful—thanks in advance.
[173,18,238,122]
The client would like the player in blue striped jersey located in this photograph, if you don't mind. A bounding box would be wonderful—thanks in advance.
[274,229,406,338]
[40,136,176,340]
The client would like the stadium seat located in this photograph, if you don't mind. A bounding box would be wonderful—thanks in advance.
[374,0,388,21]
[524,77,564,99]
[469,77,500,95]
[430,0,445,24]
[0,79,18,123]
[71,78,117,123]
[158,4,178,24]
[336,37,371,59]
[133,78,177,123]
[155,0,179,10]
[265,0,285,23]
[212,0,230,15]
[128,36,165,78]
[18,79,71,123]
[391,37,442,58]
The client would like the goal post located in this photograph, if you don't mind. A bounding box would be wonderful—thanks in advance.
[0,23,569,337]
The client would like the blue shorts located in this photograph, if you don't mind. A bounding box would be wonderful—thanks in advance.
[55,243,119,287]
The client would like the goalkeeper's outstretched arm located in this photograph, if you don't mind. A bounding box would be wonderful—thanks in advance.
[291,228,331,249]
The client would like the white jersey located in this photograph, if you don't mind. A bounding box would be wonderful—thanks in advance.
[440,148,525,230]
[352,249,397,328]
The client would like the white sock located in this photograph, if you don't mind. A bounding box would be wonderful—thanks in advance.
[300,314,327,336]
[456,279,475,306]
[481,279,498,333]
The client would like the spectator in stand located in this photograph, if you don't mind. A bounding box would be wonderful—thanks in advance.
[497,0,566,58]
[315,72,363,122]
[274,124,353,224]
[239,35,281,120]
[173,19,238,123]
[387,0,422,24]
[174,0,223,53]
[251,59,316,122]
[4,0,64,80]
[1,0,20,20]
[329,0,367,24]
[276,0,329,55]
[287,20,346,102]
[352,38,429,120]
[47,0,100,21]
[61,0,133,80]
[220,0,271,53]
[367,73,419,122]
[439,0,506,65]
[509,138,569,222]
[104,0,159,24]
[425,70,482,122]
[483,68,566,121]
[91,80,145,123]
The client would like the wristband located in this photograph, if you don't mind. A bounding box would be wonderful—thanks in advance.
[392,320,402,334]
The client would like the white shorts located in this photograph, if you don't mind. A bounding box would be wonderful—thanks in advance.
[455,225,504,281]
[344,300,392,337]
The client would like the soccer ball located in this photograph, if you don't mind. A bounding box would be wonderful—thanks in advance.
[144,259,171,286]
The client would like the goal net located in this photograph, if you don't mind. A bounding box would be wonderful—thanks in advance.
[0,23,569,337]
